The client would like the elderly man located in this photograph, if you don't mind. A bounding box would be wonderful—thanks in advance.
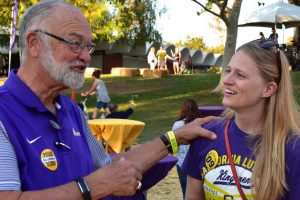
[0,1,216,199]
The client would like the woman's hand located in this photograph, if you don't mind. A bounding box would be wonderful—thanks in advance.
[81,92,87,96]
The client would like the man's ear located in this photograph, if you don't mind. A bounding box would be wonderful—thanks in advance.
[262,82,278,98]
[26,32,41,58]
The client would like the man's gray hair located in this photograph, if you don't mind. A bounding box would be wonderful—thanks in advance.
[19,0,76,59]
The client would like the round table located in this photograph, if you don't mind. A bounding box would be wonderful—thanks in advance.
[88,119,145,153]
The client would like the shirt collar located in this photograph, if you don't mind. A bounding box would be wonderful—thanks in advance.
[5,69,62,112]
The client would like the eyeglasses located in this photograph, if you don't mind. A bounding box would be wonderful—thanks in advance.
[255,39,282,84]
[35,29,96,54]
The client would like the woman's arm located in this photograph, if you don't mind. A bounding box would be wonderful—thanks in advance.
[185,175,205,200]
[81,80,98,96]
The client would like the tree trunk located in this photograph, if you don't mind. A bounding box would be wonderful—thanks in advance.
[213,0,243,93]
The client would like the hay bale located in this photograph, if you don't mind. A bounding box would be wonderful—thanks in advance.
[84,67,99,77]
[139,68,149,76]
[142,69,168,78]
[119,68,140,77]
[111,67,123,76]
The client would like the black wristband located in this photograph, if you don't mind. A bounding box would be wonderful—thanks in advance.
[160,134,173,154]
[75,177,91,200]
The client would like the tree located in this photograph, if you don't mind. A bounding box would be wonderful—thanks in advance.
[206,16,225,54]
[0,0,161,47]
[171,35,207,50]
[191,0,243,91]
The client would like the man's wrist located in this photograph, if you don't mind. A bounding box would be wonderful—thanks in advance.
[160,134,173,154]
[159,131,178,154]
[167,131,178,154]
[75,177,91,200]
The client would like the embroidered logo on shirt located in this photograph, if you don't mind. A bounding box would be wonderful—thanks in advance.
[41,149,58,171]
[26,136,42,144]
[72,128,81,136]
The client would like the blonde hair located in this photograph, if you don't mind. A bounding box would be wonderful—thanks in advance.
[223,41,300,199]
[150,47,155,53]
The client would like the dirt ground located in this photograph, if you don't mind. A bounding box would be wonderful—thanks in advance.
[147,167,183,200]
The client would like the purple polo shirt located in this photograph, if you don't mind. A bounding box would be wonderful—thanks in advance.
[0,69,94,190]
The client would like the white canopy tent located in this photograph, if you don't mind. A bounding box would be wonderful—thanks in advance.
[239,1,300,29]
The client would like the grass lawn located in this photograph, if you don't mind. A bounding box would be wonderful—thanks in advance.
[63,71,300,144]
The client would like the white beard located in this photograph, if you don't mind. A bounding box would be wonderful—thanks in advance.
[41,46,86,89]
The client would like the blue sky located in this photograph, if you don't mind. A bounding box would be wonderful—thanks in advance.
[156,0,293,48]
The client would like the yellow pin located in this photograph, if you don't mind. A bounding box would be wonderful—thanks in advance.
[40,149,58,171]
[205,150,218,170]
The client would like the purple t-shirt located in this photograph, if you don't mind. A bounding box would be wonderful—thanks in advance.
[182,118,300,200]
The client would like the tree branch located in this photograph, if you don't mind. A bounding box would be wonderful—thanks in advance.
[190,0,221,18]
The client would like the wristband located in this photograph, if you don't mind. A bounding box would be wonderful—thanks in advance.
[167,131,178,154]
[75,177,91,200]
[160,134,173,154]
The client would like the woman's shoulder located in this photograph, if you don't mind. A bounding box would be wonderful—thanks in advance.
[285,134,300,166]
[286,134,300,155]
[202,118,227,133]
[191,118,226,145]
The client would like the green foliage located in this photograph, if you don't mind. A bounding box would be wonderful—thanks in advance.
[167,35,224,53]
[207,66,221,74]
[0,0,161,47]
[171,35,207,50]
[206,44,224,54]
[288,0,300,6]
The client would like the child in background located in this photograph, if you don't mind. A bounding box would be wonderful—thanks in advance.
[172,99,200,199]
[81,69,110,119]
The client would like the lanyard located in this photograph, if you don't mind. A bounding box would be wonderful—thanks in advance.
[224,119,247,200]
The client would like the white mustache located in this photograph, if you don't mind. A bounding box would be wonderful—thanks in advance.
[68,60,88,68]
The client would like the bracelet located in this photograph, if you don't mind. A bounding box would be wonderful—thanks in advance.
[160,134,173,154]
[167,131,178,154]
[75,177,91,200]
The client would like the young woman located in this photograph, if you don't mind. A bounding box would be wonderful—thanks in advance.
[172,99,200,199]
[172,47,181,75]
[81,69,110,119]
[147,47,157,70]
[183,40,300,200]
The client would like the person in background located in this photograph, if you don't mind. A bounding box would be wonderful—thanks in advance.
[0,53,4,76]
[77,99,90,121]
[183,39,300,199]
[269,27,278,41]
[81,69,110,119]
[156,45,167,70]
[0,1,218,199]
[172,98,200,199]
[106,102,134,119]
[147,47,157,70]
[3,56,8,76]
[171,47,181,75]
[259,31,265,40]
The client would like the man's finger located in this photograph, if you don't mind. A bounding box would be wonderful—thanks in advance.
[196,116,218,124]
[199,128,217,139]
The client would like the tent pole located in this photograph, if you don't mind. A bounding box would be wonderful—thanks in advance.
[282,24,285,45]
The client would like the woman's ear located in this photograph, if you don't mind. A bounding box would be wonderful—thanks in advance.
[262,82,278,98]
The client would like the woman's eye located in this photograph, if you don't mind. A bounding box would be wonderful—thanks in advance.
[225,69,231,74]
[237,72,245,78]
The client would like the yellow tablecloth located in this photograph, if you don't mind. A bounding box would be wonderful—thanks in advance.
[88,119,145,153]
